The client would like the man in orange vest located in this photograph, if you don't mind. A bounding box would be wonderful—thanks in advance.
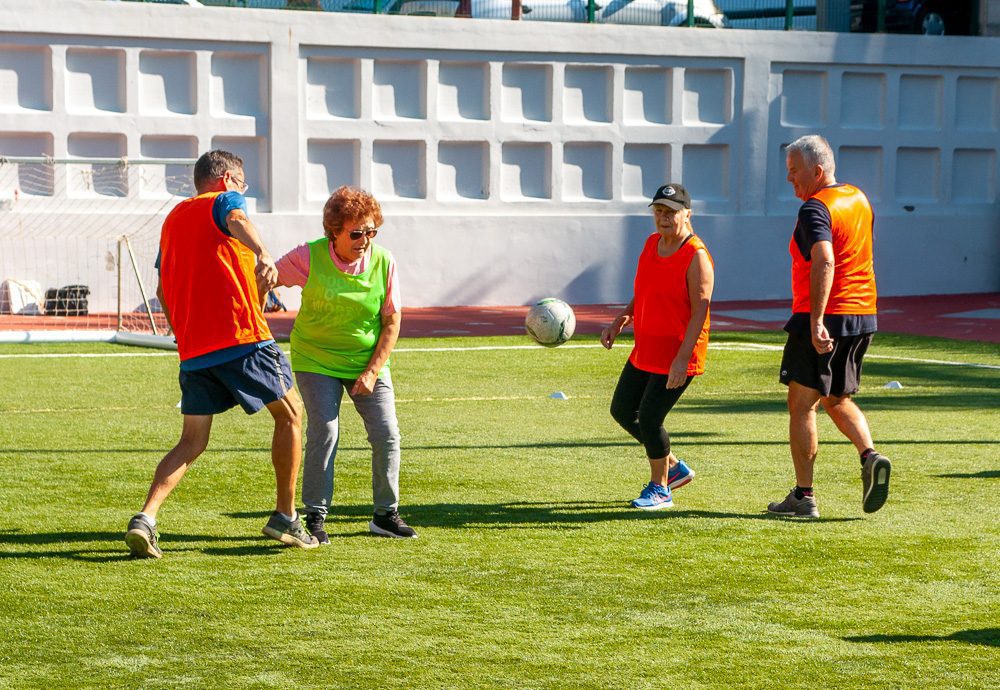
[767,135,891,519]
[125,150,318,557]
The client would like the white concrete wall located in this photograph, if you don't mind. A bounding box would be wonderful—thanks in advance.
[0,0,998,311]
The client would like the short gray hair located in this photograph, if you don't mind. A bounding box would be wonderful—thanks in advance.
[786,135,835,177]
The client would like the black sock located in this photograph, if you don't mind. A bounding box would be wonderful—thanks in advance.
[861,448,876,466]
[794,486,813,499]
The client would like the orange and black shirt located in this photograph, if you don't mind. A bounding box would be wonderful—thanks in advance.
[787,183,877,336]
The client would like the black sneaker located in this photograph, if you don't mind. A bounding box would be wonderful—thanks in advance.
[369,510,418,539]
[862,451,892,514]
[305,512,330,545]
[125,514,162,559]
[262,511,319,549]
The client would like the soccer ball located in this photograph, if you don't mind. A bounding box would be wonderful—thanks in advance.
[525,298,576,347]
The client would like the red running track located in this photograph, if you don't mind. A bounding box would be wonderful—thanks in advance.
[1,293,998,344]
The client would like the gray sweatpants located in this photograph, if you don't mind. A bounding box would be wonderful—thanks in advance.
[296,370,401,517]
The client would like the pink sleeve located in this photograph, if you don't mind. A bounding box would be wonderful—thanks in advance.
[382,254,401,316]
[276,243,311,288]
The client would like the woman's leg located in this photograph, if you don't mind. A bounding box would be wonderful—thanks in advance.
[349,372,401,515]
[610,360,651,446]
[635,374,693,481]
[295,371,345,517]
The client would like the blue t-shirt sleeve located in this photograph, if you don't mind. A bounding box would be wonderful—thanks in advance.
[793,198,832,261]
[211,191,248,236]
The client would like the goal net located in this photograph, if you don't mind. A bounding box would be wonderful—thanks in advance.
[0,156,196,345]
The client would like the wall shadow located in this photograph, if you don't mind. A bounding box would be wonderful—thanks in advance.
[844,628,998,648]
[228,501,862,528]
[0,528,266,562]
[935,470,1000,479]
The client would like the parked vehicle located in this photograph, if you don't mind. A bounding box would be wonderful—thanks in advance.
[598,0,725,27]
[850,0,977,36]
[394,0,726,27]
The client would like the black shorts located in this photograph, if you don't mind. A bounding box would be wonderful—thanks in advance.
[779,330,873,398]
[179,343,293,415]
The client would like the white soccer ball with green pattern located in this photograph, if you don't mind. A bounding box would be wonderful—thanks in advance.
[525,298,576,348]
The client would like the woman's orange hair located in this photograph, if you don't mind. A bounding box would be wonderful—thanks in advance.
[322,186,383,241]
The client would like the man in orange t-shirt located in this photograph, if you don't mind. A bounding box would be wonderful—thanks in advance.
[767,135,891,520]
[124,150,317,558]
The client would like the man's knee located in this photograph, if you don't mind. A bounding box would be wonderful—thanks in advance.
[268,390,303,430]
[787,382,821,417]
[178,415,212,456]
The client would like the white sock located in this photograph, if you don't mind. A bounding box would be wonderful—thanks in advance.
[138,512,156,527]
[279,511,296,523]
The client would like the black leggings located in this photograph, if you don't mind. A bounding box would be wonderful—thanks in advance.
[610,359,693,459]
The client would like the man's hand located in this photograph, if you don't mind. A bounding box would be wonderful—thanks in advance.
[256,252,278,292]
[811,321,834,354]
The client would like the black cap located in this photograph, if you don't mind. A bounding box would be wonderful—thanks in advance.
[648,183,691,210]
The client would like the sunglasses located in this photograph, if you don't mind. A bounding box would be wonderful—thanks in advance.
[226,171,248,193]
[347,227,378,240]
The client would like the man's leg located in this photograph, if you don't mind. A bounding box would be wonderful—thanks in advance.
[820,394,873,453]
[141,414,213,518]
[126,414,213,558]
[823,393,891,513]
[787,381,822,488]
[765,382,823,518]
[266,388,303,517]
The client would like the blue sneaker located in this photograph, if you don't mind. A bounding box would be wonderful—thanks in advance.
[667,459,695,490]
[631,482,673,510]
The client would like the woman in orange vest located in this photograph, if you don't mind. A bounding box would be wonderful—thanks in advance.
[601,183,715,510]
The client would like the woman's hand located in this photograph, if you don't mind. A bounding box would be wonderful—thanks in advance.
[666,356,688,389]
[351,370,378,397]
[601,314,630,350]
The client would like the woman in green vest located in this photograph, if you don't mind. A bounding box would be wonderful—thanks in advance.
[275,186,416,542]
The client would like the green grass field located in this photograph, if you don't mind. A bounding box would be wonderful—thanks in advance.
[0,331,997,688]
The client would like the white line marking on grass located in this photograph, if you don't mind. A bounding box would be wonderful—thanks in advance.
[395,394,595,404]
[1,341,997,370]
[864,354,1000,370]
[0,352,177,359]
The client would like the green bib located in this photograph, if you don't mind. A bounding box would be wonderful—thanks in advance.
[291,238,390,379]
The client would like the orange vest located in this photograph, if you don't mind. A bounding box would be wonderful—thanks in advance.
[159,192,272,361]
[790,184,877,316]
[629,233,712,376]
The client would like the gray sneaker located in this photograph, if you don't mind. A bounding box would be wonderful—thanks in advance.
[262,511,319,549]
[125,514,162,559]
[767,490,820,519]
[862,451,892,514]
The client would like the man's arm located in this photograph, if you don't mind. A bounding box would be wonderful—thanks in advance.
[226,209,278,294]
[809,240,835,353]
[155,277,174,334]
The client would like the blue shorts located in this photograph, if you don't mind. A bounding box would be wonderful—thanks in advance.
[179,343,293,415]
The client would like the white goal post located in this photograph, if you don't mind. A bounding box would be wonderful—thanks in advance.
[0,156,197,348]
